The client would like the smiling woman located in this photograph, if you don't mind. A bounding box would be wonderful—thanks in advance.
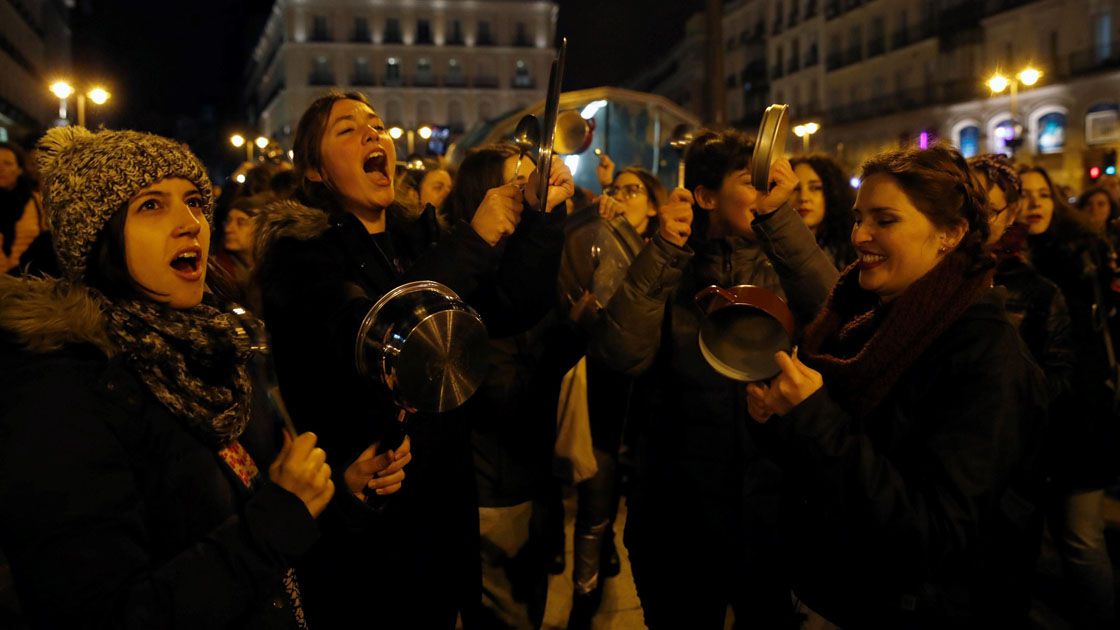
[746,143,1046,627]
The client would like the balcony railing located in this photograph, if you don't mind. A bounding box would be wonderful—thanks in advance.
[512,77,536,89]
[309,73,335,86]
[414,75,437,87]
[350,73,376,86]
[474,76,500,88]
[445,75,468,87]
[826,81,981,123]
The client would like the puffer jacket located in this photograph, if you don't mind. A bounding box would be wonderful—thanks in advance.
[0,276,316,629]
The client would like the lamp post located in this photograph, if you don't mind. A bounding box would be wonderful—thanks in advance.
[229,134,253,162]
[792,122,820,152]
[389,126,432,156]
[50,81,111,127]
[987,66,1042,155]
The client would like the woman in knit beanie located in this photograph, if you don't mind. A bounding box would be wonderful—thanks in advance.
[0,126,401,628]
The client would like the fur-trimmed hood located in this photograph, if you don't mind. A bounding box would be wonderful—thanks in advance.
[252,199,332,268]
[0,274,114,356]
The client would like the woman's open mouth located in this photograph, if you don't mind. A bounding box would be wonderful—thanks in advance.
[363,149,390,185]
[169,247,203,281]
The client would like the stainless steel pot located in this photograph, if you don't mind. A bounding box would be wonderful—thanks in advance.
[695,284,794,382]
[355,281,489,413]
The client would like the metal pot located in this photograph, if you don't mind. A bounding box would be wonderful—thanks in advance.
[751,104,790,192]
[695,284,794,382]
[355,281,489,413]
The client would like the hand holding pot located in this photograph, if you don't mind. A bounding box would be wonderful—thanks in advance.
[344,435,413,499]
[525,154,575,212]
[755,157,798,216]
[745,349,823,421]
[658,188,694,248]
[471,183,525,246]
[270,431,335,518]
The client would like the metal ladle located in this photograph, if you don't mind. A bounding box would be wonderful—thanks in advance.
[511,114,541,182]
[668,123,694,189]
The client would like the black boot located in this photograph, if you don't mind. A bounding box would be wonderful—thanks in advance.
[566,583,603,630]
[600,528,621,579]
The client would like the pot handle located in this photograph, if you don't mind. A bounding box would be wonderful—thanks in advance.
[694,285,737,313]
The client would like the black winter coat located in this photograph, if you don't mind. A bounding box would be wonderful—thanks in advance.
[254,202,498,628]
[1029,219,1119,489]
[761,293,1046,627]
[0,340,316,629]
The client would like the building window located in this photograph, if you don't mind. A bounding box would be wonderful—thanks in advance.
[1087,102,1120,145]
[352,57,374,86]
[417,19,433,44]
[789,36,800,73]
[385,57,402,87]
[417,58,434,86]
[385,18,403,44]
[448,20,464,45]
[478,21,494,46]
[515,22,532,47]
[312,15,331,42]
[1094,12,1112,62]
[353,17,370,42]
[869,16,885,56]
[956,124,980,158]
[447,58,465,86]
[310,55,334,86]
[991,119,1017,156]
[1036,111,1067,154]
[513,59,533,88]
[448,100,465,131]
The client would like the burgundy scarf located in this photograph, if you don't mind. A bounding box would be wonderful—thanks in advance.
[801,252,995,419]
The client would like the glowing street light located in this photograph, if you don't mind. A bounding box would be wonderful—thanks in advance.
[793,122,821,152]
[389,126,404,139]
[986,66,1044,156]
[418,125,433,140]
[48,80,111,127]
[230,134,246,148]
[255,136,270,150]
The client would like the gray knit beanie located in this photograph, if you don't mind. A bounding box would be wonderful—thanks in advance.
[36,126,214,281]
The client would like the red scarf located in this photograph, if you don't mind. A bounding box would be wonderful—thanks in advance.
[801,252,994,419]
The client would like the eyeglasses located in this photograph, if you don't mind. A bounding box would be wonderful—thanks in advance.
[604,184,647,201]
[991,203,1014,217]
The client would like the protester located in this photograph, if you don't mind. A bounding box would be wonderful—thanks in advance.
[790,153,857,268]
[211,193,269,308]
[0,142,42,273]
[0,126,405,628]
[253,91,568,628]
[747,144,1046,627]
[560,165,664,629]
[1022,165,1118,628]
[591,129,821,628]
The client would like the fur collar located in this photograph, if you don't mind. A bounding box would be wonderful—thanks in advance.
[0,274,113,355]
[252,199,332,267]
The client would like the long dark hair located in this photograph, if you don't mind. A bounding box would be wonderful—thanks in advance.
[1019,165,1094,237]
[791,154,855,266]
[1076,185,1120,228]
[291,90,373,214]
[861,143,992,271]
[444,144,517,224]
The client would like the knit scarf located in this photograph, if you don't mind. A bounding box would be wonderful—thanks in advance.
[801,252,995,419]
[101,296,254,445]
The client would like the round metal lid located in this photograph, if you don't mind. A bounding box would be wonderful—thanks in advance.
[697,305,792,382]
[393,309,490,413]
[752,104,790,193]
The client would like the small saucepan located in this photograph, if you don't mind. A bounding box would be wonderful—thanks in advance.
[355,281,490,413]
[695,284,794,382]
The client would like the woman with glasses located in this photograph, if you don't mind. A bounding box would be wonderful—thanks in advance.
[558,165,665,628]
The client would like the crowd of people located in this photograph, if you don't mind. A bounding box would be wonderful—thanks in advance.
[0,90,1118,630]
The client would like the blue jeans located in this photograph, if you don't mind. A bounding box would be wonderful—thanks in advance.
[1048,489,1116,628]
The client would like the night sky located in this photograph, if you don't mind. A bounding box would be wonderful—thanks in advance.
[69,0,705,168]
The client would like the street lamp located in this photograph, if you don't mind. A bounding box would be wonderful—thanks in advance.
[255,136,270,150]
[987,66,1043,155]
[49,80,111,127]
[389,126,431,155]
[229,134,254,162]
[792,122,820,152]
